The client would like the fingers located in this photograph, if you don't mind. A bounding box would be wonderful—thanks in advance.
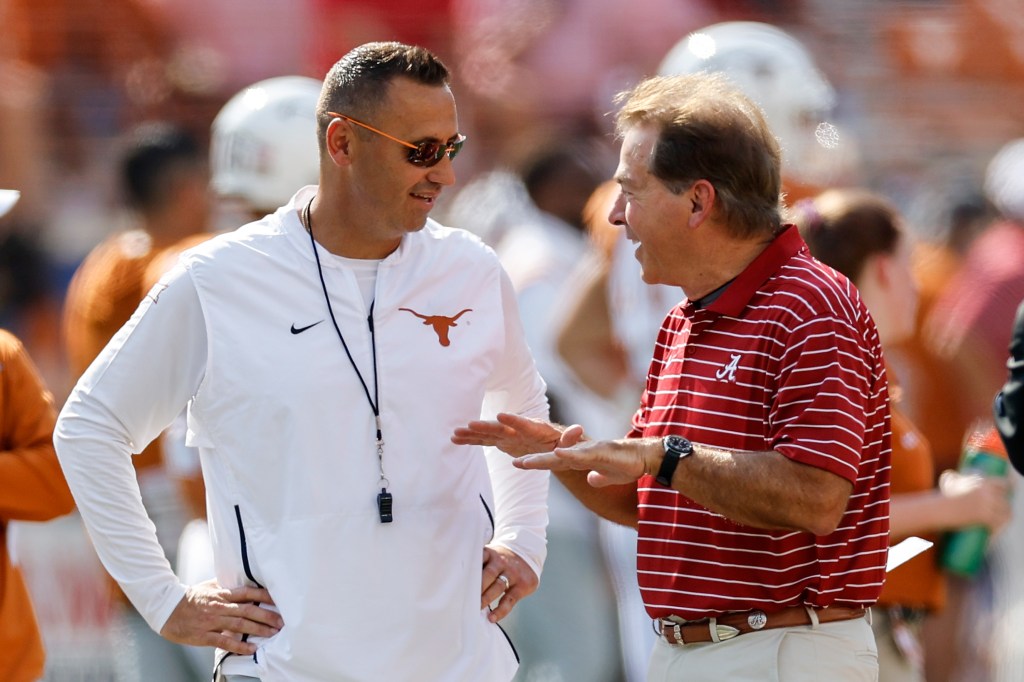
[480,545,503,602]
[513,451,574,471]
[514,440,593,471]
[495,412,539,429]
[452,415,564,455]
[207,632,260,655]
[485,549,539,623]
[229,600,285,631]
[451,421,516,446]
[481,544,540,622]
[488,584,519,623]
[497,413,565,444]
[481,573,510,613]
[224,584,277,607]
[160,582,284,651]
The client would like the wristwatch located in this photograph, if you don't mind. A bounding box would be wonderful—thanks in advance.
[656,435,693,487]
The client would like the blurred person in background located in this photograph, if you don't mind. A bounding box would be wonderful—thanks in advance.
[0,57,66,392]
[61,122,212,681]
[918,138,1024,682]
[493,136,609,426]
[881,188,999,682]
[888,191,996,477]
[55,42,549,682]
[921,137,1024,679]
[794,188,1012,682]
[925,139,1024,456]
[0,188,76,682]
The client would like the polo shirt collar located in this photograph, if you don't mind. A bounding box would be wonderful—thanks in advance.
[700,224,805,317]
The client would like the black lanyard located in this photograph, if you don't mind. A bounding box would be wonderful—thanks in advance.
[303,198,393,523]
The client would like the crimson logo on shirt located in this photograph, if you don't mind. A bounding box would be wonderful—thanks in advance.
[399,308,473,347]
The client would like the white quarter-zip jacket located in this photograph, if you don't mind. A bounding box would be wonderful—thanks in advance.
[55,186,550,682]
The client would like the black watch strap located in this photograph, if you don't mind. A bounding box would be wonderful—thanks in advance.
[656,435,693,487]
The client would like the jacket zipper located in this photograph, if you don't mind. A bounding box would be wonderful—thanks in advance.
[234,505,263,665]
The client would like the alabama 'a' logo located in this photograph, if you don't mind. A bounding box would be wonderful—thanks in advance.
[715,353,742,382]
[399,307,473,347]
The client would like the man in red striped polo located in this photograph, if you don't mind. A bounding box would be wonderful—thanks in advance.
[453,72,890,681]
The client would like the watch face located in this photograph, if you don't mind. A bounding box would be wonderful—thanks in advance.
[657,435,691,487]
[664,435,691,455]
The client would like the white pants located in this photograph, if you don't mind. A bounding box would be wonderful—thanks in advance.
[647,616,878,681]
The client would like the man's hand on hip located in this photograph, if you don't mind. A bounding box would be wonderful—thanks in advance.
[481,544,539,623]
[160,578,283,654]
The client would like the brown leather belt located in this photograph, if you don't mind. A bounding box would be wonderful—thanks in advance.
[657,606,867,646]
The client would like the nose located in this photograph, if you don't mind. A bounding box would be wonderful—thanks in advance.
[608,190,627,227]
[426,155,456,187]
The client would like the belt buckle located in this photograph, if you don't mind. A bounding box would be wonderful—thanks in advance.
[747,610,768,630]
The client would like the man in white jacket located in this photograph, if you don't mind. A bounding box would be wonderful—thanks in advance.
[54,42,550,682]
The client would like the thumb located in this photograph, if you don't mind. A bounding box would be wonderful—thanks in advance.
[557,424,584,448]
[587,470,616,488]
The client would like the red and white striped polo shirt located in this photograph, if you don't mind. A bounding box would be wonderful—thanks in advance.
[631,225,891,620]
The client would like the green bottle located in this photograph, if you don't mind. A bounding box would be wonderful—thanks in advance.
[940,429,1009,577]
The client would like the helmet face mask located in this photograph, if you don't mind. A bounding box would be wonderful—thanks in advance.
[658,21,844,188]
[211,76,323,214]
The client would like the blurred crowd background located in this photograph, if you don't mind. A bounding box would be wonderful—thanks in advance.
[2,0,1023,681]
[1,0,1021,397]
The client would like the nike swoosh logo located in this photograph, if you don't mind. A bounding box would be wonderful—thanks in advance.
[291,320,324,335]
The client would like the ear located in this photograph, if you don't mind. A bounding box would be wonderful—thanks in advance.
[687,179,716,228]
[861,252,891,291]
[325,117,354,167]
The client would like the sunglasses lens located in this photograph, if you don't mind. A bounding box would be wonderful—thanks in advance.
[408,142,443,167]
[408,137,465,167]
[449,137,465,160]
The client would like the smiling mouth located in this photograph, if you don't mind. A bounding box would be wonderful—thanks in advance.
[411,192,436,205]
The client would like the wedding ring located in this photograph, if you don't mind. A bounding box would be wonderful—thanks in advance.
[497,574,510,590]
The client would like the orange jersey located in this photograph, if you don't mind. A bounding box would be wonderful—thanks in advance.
[877,405,946,611]
[63,230,165,471]
[0,329,75,682]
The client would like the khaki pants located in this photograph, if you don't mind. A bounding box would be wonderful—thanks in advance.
[647,615,878,681]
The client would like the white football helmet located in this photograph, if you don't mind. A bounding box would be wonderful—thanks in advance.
[658,21,841,186]
[984,137,1024,223]
[211,76,322,213]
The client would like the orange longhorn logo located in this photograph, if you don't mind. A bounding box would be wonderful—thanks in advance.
[399,307,473,346]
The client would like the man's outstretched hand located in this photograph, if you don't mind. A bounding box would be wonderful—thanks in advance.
[452,413,566,456]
